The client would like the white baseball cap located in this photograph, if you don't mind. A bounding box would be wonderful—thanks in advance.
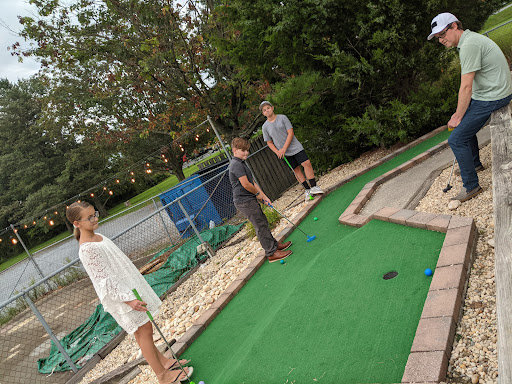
[427,13,458,40]
[259,101,273,111]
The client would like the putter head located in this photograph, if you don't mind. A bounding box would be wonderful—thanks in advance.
[307,235,316,242]
[442,185,452,193]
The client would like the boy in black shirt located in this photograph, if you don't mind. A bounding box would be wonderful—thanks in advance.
[228,137,292,263]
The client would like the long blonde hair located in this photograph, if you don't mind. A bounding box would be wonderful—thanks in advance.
[66,201,91,241]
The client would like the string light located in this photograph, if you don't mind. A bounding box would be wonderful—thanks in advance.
[11,237,18,245]
[1,122,214,234]
[0,238,2,243]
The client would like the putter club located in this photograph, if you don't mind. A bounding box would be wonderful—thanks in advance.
[132,289,192,383]
[443,157,456,193]
[264,201,316,242]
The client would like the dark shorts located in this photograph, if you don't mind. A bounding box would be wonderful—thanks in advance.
[285,150,309,169]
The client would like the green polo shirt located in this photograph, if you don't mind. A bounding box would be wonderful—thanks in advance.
[458,30,512,101]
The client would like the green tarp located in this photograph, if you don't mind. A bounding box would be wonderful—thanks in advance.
[38,223,244,374]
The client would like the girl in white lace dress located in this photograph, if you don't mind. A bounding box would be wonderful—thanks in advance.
[66,202,193,383]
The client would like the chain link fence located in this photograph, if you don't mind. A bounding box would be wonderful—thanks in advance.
[0,141,295,384]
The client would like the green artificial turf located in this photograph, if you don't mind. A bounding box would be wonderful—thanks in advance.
[183,130,450,383]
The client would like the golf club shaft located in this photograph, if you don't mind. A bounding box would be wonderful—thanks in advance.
[132,289,191,382]
[444,156,456,191]
[266,202,311,238]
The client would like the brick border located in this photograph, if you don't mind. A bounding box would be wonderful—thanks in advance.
[170,125,474,383]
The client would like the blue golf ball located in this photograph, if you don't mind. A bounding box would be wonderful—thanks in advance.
[424,268,433,276]
[280,260,285,264]
[199,381,205,384]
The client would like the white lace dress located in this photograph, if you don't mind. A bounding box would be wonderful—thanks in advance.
[79,234,162,334]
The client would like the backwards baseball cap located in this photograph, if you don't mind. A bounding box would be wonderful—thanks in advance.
[259,101,273,111]
[427,12,458,40]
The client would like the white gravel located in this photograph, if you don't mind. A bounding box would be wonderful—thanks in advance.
[79,144,497,384]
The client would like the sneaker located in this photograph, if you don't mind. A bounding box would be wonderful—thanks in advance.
[450,186,483,202]
[309,186,324,194]
[268,249,292,263]
[305,190,313,202]
[455,164,484,176]
[277,241,292,251]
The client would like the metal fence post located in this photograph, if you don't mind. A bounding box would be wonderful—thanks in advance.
[207,115,232,161]
[177,200,205,244]
[10,224,53,291]
[152,198,174,245]
[24,293,79,373]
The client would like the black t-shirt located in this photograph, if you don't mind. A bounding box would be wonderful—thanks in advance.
[228,157,257,204]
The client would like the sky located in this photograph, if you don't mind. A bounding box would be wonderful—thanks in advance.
[0,0,41,83]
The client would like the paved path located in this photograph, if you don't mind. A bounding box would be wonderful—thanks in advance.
[361,126,490,216]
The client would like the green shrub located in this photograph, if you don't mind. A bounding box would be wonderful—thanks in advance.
[245,205,281,239]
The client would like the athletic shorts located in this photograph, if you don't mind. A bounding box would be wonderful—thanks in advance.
[285,150,309,169]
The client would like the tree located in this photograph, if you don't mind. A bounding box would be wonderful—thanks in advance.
[208,0,506,169]
[14,0,267,145]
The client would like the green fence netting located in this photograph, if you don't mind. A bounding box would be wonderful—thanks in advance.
[38,223,244,374]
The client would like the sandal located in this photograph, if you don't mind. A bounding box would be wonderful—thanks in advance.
[158,367,193,384]
[165,358,191,370]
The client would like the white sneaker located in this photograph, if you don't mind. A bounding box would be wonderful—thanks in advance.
[304,190,313,202]
[310,186,324,194]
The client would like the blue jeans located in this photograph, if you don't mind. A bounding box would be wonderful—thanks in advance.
[448,95,512,191]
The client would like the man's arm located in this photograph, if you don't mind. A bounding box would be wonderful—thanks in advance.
[238,175,271,204]
[448,72,475,129]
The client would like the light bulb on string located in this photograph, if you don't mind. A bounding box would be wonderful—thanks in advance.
[195,135,199,141]
[164,158,168,163]
[109,190,114,196]
[32,221,36,225]
[24,224,28,229]
[11,237,18,245]
[130,171,134,176]
[49,220,55,226]
[131,178,136,183]
[90,193,94,197]
[54,211,58,215]
[43,216,47,221]
[206,128,210,132]
[116,179,120,184]
[103,186,107,191]
[0,238,2,243]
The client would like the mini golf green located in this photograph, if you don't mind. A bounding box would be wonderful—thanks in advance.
[183,131,449,383]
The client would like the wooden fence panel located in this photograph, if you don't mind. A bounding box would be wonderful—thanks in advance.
[489,103,512,384]
[246,136,297,201]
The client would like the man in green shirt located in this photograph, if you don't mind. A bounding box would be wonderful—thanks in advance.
[428,12,512,202]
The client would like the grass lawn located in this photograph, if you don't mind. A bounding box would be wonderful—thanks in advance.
[0,150,226,272]
[481,3,512,32]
